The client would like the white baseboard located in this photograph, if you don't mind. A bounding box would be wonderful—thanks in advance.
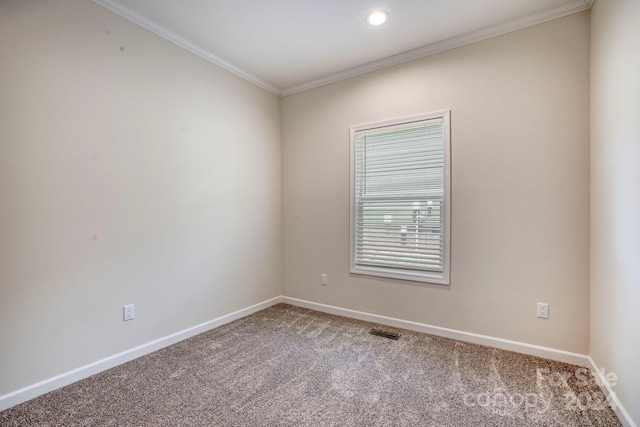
[3,295,634,427]
[0,296,282,412]
[283,297,639,425]
[281,297,635,426]
[281,296,591,367]
[587,356,638,427]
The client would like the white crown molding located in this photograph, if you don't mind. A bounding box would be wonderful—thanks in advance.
[280,0,593,96]
[91,0,281,96]
[93,0,592,98]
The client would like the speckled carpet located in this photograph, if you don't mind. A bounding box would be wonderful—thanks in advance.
[1,304,621,426]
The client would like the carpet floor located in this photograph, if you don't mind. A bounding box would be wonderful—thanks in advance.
[1,304,621,426]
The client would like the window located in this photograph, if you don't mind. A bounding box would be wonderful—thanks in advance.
[350,111,451,284]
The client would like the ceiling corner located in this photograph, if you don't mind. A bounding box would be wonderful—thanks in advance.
[91,0,282,96]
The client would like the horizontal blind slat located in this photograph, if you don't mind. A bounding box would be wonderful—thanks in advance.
[354,117,445,275]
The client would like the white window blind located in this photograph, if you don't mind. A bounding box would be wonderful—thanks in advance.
[350,111,450,284]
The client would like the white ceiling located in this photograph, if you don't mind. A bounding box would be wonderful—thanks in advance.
[93,0,593,96]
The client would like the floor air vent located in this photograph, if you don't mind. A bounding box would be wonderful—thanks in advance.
[369,329,401,340]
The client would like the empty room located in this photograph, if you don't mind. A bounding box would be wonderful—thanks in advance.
[0,0,638,425]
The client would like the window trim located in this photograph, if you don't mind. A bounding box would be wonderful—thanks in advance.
[349,110,451,285]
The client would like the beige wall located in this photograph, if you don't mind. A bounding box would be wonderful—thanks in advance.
[6,1,637,420]
[590,0,640,422]
[0,0,281,395]
[282,12,591,353]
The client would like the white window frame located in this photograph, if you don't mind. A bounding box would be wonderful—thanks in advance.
[349,110,451,285]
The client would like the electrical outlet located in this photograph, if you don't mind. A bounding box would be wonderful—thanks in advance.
[123,304,135,321]
[537,303,549,319]
[321,274,327,285]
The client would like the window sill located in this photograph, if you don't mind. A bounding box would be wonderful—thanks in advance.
[350,265,450,285]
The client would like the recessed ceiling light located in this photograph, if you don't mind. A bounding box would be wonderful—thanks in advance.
[366,10,389,26]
